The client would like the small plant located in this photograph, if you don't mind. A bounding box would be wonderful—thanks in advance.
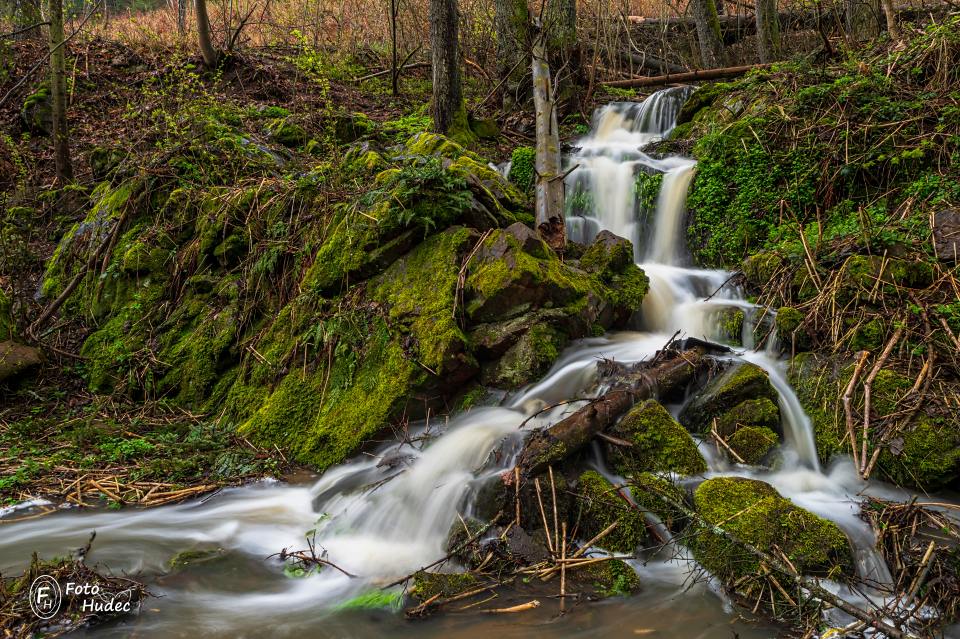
[507,147,535,192]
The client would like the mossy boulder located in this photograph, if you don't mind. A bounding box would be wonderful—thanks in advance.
[692,477,853,582]
[575,470,648,553]
[480,323,566,388]
[570,558,640,598]
[709,307,745,345]
[608,399,707,476]
[21,87,52,135]
[775,306,811,351]
[89,146,126,181]
[788,353,960,490]
[727,426,779,464]
[267,118,309,148]
[712,398,780,437]
[629,472,691,532]
[837,255,934,305]
[0,341,41,383]
[742,251,785,288]
[411,571,479,600]
[676,83,728,125]
[679,362,778,433]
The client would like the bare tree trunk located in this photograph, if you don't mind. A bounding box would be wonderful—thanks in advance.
[690,0,726,68]
[195,0,219,67]
[880,0,899,40]
[429,0,465,135]
[48,0,72,184]
[754,0,780,63]
[845,0,879,43]
[17,0,43,41]
[494,0,529,109]
[531,28,565,251]
[389,0,399,96]
[177,0,187,36]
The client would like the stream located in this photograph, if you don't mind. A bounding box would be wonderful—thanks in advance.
[2,89,958,638]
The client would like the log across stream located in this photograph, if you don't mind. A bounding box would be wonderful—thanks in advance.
[1,89,958,638]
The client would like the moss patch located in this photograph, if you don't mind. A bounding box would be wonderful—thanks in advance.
[575,470,648,553]
[680,362,778,433]
[727,425,779,464]
[609,399,707,476]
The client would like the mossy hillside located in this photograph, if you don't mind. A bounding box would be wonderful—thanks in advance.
[608,399,707,477]
[788,353,960,490]
[692,477,853,583]
[575,470,648,553]
[679,362,779,433]
[678,23,960,270]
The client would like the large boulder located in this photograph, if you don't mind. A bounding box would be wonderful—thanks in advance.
[0,341,41,383]
[608,399,707,476]
[692,477,853,582]
[679,362,779,433]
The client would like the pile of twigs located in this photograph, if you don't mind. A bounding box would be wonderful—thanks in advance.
[861,497,960,632]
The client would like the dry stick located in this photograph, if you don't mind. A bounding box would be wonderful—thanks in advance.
[514,466,521,527]
[860,326,904,477]
[549,466,559,555]
[539,521,621,581]
[938,316,960,351]
[560,522,567,614]
[842,351,870,471]
[486,600,540,613]
[535,478,555,555]
[905,541,936,604]
[711,418,745,464]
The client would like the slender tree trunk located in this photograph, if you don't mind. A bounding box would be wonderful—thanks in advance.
[48,0,72,184]
[177,0,187,36]
[690,0,725,68]
[429,0,464,135]
[17,0,43,41]
[389,0,399,96]
[494,0,529,109]
[531,28,565,251]
[880,0,899,40]
[755,0,780,63]
[195,0,219,67]
[845,0,879,43]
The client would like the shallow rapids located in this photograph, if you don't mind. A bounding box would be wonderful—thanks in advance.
[2,88,958,639]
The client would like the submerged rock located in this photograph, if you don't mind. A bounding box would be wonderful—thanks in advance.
[575,470,648,553]
[679,362,779,433]
[608,399,707,476]
[569,558,641,598]
[692,477,853,582]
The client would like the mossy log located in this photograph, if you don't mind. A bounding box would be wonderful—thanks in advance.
[516,345,708,478]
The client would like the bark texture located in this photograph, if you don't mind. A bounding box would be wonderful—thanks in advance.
[195,0,219,68]
[531,29,565,251]
[754,0,780,63]
[429,0,464,135]
[690,0,726,68]
[494,0,530,108]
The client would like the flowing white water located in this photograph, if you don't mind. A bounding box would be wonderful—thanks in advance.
[3,89,958,638]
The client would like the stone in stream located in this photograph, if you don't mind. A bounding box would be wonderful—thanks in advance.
[692,477,853,583]
[726,425,779,465]
[679,362,779,434]
[574,471,649,554]
[607,399,707,477]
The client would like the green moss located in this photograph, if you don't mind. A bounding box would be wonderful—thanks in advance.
[849,317,885,351]
[727,426,779,464]
[576,470,648,553]
[412,571,479,600]
[714,308,744,345]
[680,362,778,433]
[693,477,853,582]
[787,353,960,489]
[629,472,690,532]
[0,288,12,341]
[742,251,785,287]
[482,324,566,388]
[577,558,640,598]
[267,118,309,147]
[609,399,707,476]
[507,147,535,192]
[713,398,780,437]
[370,227,473,372]
[334,589,404,611]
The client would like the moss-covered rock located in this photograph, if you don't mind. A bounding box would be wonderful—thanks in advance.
[267,118,309,148]
[575,470,648,553]
[0,341,41,383]
[712,397,780,437]
[727,425,779,464]
[742,251,785,288]
[692,477,853,582]
[679,362,779,433]
[608,399,707,476]
[788,353,960,490]
[570,558,641,598]
[629,472,690,532]
[412,571,479,600]
[709,307,745,345]
[775,306,811,351]
[481,323,566,388]
[21,86,51,135]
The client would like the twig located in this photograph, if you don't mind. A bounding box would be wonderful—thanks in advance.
[842,351,870,471]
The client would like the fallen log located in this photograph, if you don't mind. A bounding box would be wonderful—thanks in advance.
[516,345,707,478]
[602,63,770,89]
